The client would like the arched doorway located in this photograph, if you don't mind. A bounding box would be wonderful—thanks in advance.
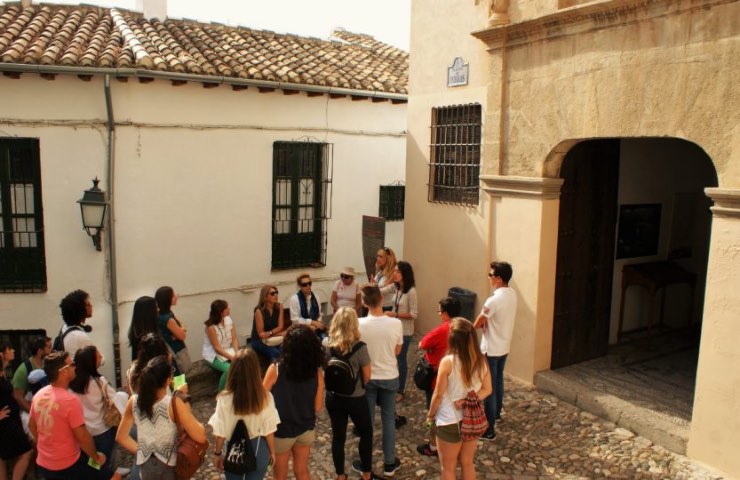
[550,137,717,421]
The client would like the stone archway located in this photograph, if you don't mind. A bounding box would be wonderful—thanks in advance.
[538,136,718,452]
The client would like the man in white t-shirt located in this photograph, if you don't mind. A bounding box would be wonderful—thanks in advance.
[473,261,517,441]
[57,289,94,357]
[357,285,403,477]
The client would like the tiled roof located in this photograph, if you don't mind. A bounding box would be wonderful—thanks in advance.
[0,3,408,95]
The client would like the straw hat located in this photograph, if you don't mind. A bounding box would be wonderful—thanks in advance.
[340,266,356,277]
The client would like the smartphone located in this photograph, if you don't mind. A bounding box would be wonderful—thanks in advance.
[87,453,102,470]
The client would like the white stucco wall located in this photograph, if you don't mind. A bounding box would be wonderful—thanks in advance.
[0,73,406,382]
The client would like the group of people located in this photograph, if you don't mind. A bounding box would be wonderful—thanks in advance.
[0,253,519,480]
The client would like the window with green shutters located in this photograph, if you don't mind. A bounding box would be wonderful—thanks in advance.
[0,138,46,292]
[272,141,332,270]
[379,184,405,221]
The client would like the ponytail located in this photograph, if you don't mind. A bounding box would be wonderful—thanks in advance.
[136,355,172,419]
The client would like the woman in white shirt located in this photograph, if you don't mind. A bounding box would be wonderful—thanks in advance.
[203,300,239,393]
[209,349,280,480]
[426,318,492,480]
[69,345,122,472]
[330,267,361,314]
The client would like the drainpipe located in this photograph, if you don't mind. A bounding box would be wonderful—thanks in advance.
[103,74,122,387]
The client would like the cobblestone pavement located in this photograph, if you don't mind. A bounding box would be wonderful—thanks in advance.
[114,340,726,480]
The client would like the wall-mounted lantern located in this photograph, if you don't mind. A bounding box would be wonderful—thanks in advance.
[77,178,108,251]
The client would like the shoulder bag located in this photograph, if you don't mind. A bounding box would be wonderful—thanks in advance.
[413,356,435,391]
[170,391,209,479]
[95,377,122,427]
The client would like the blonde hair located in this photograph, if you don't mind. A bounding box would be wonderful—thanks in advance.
[447,317,486,388]
[328,307,361,355]
[376,247,397,282]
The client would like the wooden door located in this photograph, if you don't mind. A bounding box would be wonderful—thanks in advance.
[551,140,620,369]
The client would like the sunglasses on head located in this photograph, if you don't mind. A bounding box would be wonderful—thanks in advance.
[301,281,312,287]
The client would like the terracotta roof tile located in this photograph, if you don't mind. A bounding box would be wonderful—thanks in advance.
[0,3,407,94]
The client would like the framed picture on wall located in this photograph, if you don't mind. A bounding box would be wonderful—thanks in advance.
[616,203,662,259]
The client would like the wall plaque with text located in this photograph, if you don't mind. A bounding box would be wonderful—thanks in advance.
[447,57,469,87]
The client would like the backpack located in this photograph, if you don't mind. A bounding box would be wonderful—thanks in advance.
[224,419,257,474]
[459,390,489,441]
[52,325,83,352]
[24,359,48,395]
[325,341,365,395]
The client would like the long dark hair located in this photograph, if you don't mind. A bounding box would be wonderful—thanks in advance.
[280,324,325,381]
[137,355,172,419]
[130,333,169,393]
[395,260,416,294]
[69,345,101,394]
[205,299,228,326]
[128,296,159,348]
[155,286,174,315]
[221,349,267,415]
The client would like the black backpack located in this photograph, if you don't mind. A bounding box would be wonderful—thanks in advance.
[52,325,82,352]
[224,419,256,474]
[325,341,365,396]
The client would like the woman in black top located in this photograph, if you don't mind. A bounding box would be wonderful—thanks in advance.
[325,308,381,480]
[0,342,32,480]
[262,325,325,480]
[251,285,285,361]
[127,296,160,361]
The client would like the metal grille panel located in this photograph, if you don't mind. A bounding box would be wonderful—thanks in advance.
[428,103,482,205]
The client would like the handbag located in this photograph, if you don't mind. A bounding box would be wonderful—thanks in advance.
[459,390,489,441]
[224,419,257,474]
[170,391,209,479]
[172,346,193,375]
[413,356,435,391]
[95,378,122,427]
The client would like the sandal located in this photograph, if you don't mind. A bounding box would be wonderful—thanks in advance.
[396,392,405,402]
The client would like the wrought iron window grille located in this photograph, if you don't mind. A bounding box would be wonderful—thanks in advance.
[427,103,482,206]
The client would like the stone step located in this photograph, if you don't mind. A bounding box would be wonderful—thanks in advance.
[534,369,689,454]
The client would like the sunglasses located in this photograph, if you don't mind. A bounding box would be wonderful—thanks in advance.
[488,272,496,278]
[269,290,279,296]
[301,282,312,287]
[340,274,353,280]
[60,361,76,372]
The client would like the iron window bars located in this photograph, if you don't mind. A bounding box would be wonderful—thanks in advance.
[428,103,482,206]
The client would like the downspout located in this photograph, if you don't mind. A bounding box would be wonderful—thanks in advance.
[103,74,122,387]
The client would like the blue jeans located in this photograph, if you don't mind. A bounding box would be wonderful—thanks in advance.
[224,436,270,480]
[364,377,398,465]
[396,335,412,394]
[250,339,281,361]
[93,427,116,471]
[484,354,507,432]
